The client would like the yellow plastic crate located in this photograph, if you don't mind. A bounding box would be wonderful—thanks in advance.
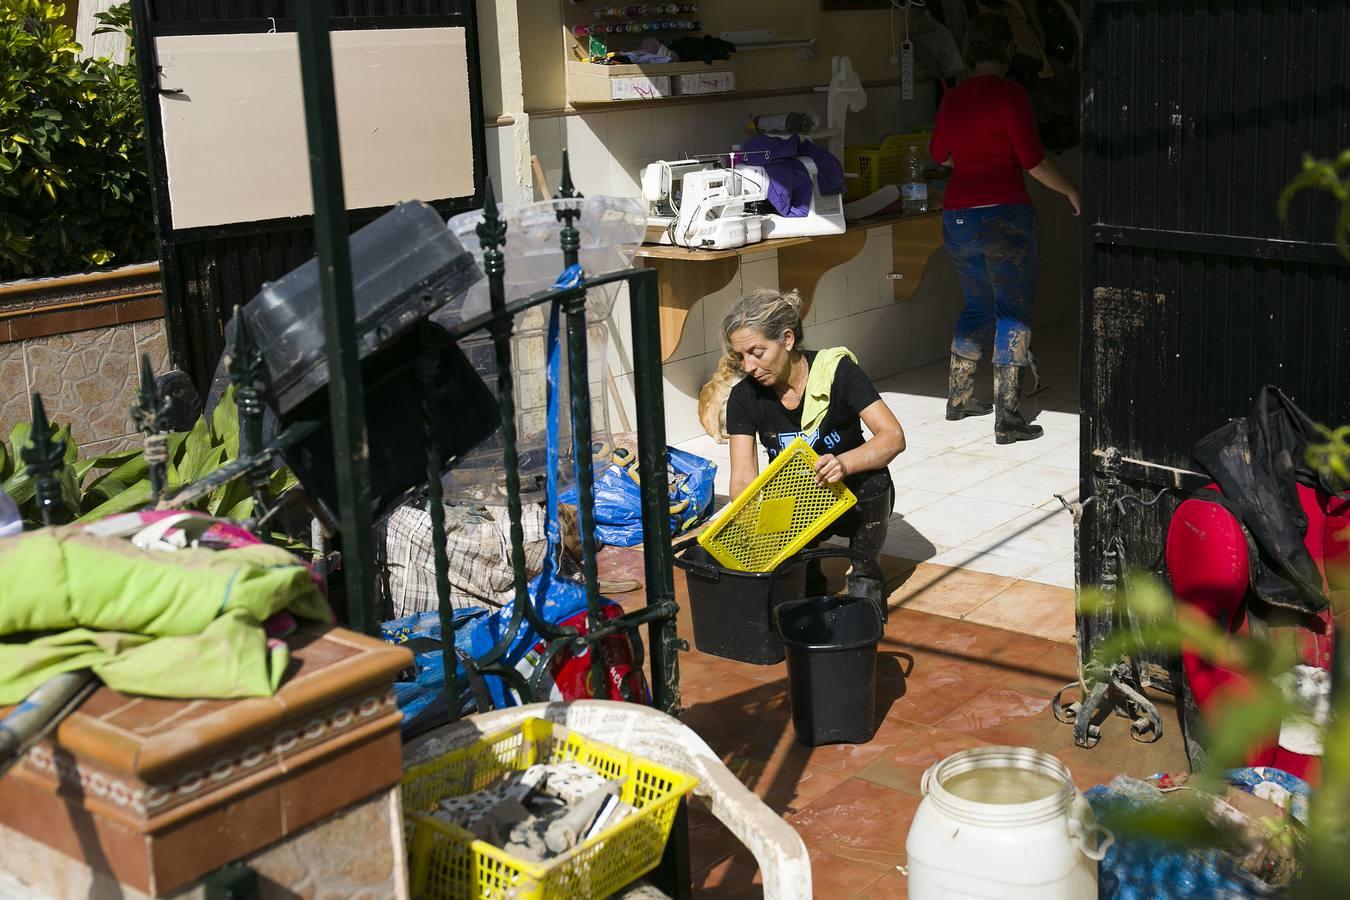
[403,718,698,900]
[843,130,932,201]
[697,437,857,573]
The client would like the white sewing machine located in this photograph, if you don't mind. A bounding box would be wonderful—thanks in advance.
[642,160,765,250]
[641,156,845,250]
[642,56,863,250]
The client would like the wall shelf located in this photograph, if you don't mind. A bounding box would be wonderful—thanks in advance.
[560,1,736,105]
[566,60,735,104]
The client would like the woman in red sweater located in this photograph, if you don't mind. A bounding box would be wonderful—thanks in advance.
[929,12,1081,444]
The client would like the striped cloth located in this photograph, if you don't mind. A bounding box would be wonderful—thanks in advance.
[378,503,551,619]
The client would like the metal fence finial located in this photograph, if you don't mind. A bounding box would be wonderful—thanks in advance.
[557,150,582,201]
[132,352,170,504]
[476,176,507,256]
[22,394,66,527]
[555,151,583,269]
[228,308,269,520]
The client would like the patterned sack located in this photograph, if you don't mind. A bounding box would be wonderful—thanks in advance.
[377,503,550,618]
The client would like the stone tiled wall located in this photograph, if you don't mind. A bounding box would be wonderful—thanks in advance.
[0,319,170,457]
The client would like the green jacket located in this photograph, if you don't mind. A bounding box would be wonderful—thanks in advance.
[0,527,330,704]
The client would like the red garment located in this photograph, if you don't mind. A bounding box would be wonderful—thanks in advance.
[929,75,1046,209]
[1166,482,1350,786]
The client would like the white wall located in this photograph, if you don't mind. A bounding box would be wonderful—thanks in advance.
[483,122,532,206]
[74,1,128,63]
[530,83,937,203]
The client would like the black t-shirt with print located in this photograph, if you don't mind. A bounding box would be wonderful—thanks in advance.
[725,351,889,491]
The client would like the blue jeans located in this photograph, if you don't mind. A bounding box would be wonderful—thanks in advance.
[942,204,1039,367]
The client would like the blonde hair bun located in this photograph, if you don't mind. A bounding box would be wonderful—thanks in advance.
[720,288,806,353]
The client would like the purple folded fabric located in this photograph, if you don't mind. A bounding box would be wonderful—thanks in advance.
[742,135,845,217]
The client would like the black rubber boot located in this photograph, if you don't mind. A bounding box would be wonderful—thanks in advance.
[994,364,1044,444]
[946,355,993,420]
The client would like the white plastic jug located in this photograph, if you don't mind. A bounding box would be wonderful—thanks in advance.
[907,746,1114,899]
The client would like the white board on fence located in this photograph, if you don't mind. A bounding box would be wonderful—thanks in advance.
[156,28,475,231]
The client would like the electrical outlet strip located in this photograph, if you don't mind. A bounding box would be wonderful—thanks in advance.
[901,40,915,100]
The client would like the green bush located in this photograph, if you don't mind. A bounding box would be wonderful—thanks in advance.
[0,1,155,279]
[1281,148,1350,258]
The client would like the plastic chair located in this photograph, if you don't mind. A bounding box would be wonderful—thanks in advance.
[403,700,812,899]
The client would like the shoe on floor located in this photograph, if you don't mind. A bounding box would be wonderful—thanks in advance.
[946,354,993,420]
[994,363,1044,444]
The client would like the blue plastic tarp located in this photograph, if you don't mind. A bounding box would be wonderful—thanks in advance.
[562,446,717,547]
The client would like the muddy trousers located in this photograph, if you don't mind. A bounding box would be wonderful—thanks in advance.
[943,204,1039,367]
[804,470,894,605]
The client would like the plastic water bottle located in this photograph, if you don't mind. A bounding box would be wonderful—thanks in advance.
[901,145,929,215]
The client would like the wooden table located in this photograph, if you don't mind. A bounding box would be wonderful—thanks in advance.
[634,211,945,361]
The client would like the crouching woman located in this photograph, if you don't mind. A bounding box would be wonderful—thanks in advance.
[723,289,906,605]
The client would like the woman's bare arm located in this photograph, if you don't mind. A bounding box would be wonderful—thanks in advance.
[728,434,760,500]
[815,400,906,485]
[1028,157,1082,215]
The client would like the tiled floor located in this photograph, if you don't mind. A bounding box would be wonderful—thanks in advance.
[673,321,1082,590]
[656,569,1190,898]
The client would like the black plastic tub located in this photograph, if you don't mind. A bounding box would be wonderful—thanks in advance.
[242,200,481,416]
[210,202,497,521]
[774,592,885,746]
[672,542,807,665]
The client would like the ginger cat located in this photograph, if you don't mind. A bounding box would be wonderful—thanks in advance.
[698,355,743,443]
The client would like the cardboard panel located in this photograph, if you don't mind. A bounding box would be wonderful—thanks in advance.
[157,28,475,230]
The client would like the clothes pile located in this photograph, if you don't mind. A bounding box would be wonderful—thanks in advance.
[742,134,846,218]
[0,512,330,704]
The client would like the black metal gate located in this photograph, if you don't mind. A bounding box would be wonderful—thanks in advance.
[1073,0,1350,738]
[131,0,488,391]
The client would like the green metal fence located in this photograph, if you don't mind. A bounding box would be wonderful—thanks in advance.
[17,4,683,721]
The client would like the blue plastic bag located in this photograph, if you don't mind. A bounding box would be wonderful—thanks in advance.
[563,446,717,547]
[471,276,649,706]
[1085,768,1311,899]
[381,589,612,730]
[381,609,487,734]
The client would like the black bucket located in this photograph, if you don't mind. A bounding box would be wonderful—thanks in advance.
[673,542,807,665]
[774,589,885,746]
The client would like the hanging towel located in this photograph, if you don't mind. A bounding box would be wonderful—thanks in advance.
[0,527,329,703]
[801,347,858,438]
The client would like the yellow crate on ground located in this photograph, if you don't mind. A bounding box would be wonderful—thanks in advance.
[403,717,698,900]
[843,130,933,201]
[697,437,857,573]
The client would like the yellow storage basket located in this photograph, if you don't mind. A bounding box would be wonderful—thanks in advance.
[843,130,933,201]
[696,437,857,573]
[403,717,698,900]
